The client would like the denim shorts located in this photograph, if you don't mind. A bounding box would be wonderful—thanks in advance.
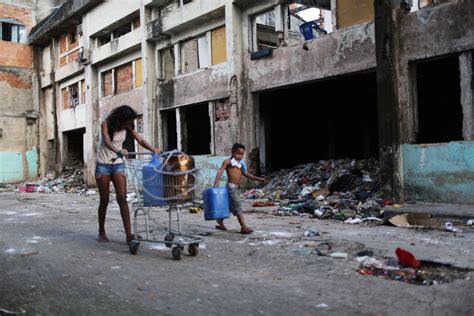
[95,163,125,178]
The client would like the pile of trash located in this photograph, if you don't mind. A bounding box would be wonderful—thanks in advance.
[18,164,92,195]
[244,158,385,221]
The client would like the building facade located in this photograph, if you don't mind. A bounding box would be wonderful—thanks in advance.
[4,0,472,205]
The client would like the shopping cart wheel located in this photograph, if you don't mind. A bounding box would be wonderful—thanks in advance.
[172,246,182,260]
[129,241,140,255]
[164,233,174,248]
[188,244,199,257]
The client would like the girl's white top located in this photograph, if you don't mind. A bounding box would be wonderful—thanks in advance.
[96,129,127,164]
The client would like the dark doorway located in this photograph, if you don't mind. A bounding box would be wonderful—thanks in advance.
[182,103,211,155]
[259,72,379,171]
[162,109,178,151]
[63,128,85,166]
[416,56,463,144]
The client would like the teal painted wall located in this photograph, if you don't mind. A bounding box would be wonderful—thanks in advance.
[402,141,474,204]
[0,151,25,183]
[0,147,38,183]
[26,147,38,179]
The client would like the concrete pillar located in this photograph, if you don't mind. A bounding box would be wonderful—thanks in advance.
[225,2,245,148]
[140,2,158,147]
[374,0,404,202]
[460,52,473,141]
[82,13,99,185]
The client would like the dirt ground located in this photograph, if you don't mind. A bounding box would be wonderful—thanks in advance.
[1,192,473,315]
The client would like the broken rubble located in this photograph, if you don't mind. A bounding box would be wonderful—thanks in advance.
[246,159,383,221]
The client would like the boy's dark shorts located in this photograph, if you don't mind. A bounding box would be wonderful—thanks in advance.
[227,185,242,216]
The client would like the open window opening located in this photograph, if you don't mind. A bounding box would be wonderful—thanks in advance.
[94,13,140,48]
[62,82,80,109]
[415,56,463,144]
[180,35,210,74]
[63,128,85,166]
[162,109,178,151]
[252,10,278,52]
[180,103,211,155]
[0,20,26,43]
[287,2,331,44]
[259,72,379,171]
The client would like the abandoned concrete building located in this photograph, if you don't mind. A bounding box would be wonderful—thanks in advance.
[0,0,472,205]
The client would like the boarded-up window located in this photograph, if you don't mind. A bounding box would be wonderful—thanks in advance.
[181,39,199,74]
[62,88,69,109]
[161,47,175,80]
[336,0,374,29]
[102,70,113,97]
[81,79,86,103]
[211,27,227,65]
[135,58,143,88]
[59,35,67,54]
[197,35,210,68]
[115,62,133,93]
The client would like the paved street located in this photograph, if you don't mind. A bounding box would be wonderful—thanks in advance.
[1,192,473,315]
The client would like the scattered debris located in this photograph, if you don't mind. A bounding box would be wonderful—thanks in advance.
[467,219,474,226]
[252,201,277,207]
[387,213,440,228]
[396,248,421,268]
[20,252,39,257]
[444,222,464,233]
[246,159,384,221]
[189,207,203,214]
[17,164,90,194]
[0,307,18,315]
[303,228,320,237]
[330,252,348,259]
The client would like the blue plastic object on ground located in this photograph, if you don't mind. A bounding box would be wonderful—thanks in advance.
[142,154,166,206]
[300,21,316,40]
[203,187,230,220]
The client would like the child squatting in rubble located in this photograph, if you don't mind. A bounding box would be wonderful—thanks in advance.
[213,143,266,234]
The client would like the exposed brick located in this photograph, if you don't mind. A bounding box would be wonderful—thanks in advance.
[115,62,133,94]
[102,70,113,97]
[59,56,67,67]
[0,41,33,68]
[0,71,32,89]
[67,49,79,63]
[62,88,69,109]
[59,35,67,54]
[0,4,33,28]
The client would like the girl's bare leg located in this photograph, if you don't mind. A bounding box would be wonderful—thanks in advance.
[96,174,111,241]
[111,172,132,243]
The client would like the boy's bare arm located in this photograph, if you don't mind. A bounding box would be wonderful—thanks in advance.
[214,160,230,187]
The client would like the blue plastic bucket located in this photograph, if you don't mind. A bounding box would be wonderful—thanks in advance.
[203,187,230,220]
[142,154,166,206]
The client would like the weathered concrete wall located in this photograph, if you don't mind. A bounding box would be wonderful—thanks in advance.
[403,141,474,204]
[99,87,144,119]
[244,22,376,92]
[159,65,230,108]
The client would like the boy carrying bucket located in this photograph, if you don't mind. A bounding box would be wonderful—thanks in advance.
[213,143,265,234]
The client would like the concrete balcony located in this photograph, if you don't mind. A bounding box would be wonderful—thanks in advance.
[244,22,376,92]
[158,64,230,108]
[55,57,84,83]
[146,0,226,40]
[91,28,142,65]
[60,103,86,132]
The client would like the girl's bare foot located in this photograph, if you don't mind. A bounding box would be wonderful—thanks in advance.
[215,224,228,231]
[97,232,109,242]
[240,227,254,234]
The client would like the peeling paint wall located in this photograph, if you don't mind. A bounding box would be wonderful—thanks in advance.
[403,142,474,204]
